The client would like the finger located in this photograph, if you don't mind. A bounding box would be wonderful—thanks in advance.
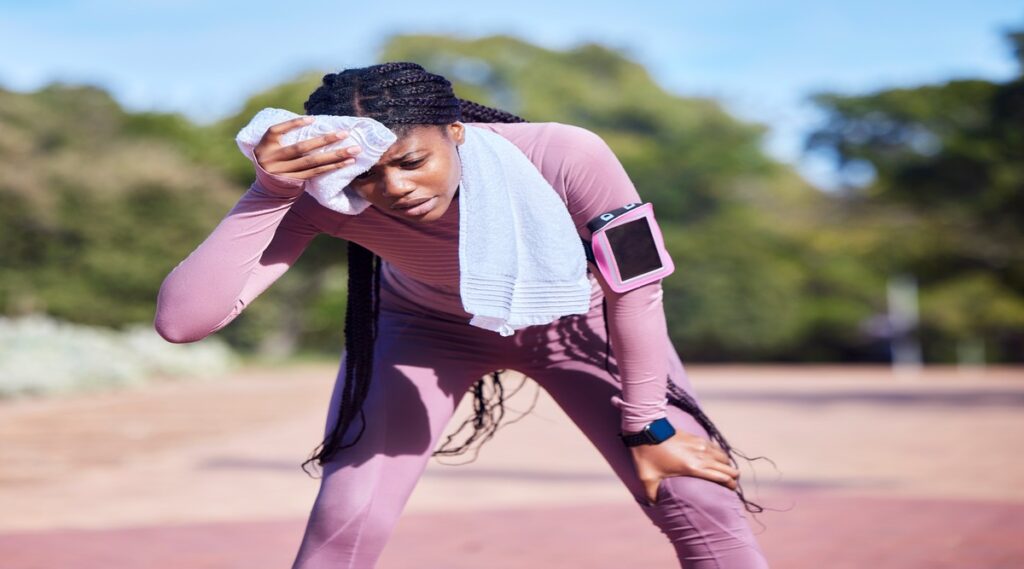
[700,438,730,464]
[265,116,315,139]
[284,156,359,179]
[699,467,738,490]
[276,130,351,160]
[710,445,731,465]
[273,145,363,175]
[706,460,741,481]
[255,117,317,166]
[642,479,661,506]
[703,466,740,491]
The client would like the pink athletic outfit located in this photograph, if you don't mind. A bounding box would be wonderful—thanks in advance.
[154,121,770,568]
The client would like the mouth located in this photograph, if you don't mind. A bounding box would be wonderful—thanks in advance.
[393,195,438,216]
[392,196,432,210]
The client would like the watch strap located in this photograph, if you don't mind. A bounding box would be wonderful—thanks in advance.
[619,417,675,447]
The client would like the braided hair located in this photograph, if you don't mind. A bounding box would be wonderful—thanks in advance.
[298,62,770,517]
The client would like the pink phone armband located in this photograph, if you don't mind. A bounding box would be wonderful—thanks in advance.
[581,202,675,293]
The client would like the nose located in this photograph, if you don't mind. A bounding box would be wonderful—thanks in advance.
[377,171,416,201]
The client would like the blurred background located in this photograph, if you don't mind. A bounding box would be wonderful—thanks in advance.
[1,2,1023,568]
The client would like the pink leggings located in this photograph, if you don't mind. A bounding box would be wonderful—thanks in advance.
[289,280,770,568]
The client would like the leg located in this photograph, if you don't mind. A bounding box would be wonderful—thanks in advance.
[290,307,500,569]
[516,308,771,568]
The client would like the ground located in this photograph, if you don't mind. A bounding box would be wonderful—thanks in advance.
[0,363,1022,568]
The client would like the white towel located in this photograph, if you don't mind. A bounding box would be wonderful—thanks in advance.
[235,107,397,214]
[235,109,592,336]
[457,125,592,336]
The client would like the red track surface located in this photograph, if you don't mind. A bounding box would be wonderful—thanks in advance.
[1,490,1022,568]
[1,364,1022,568]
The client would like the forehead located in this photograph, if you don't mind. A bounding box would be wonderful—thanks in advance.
[379,126,446,160]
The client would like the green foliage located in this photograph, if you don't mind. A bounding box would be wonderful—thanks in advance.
[920,272,1024,361]
[803,26,1024,361]
[2,30,1021,362]
[661,213,806,361]
[0,84,241,327]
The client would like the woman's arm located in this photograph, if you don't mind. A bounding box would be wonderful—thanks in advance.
[551,124,671,434]
[153,163,323,343]
[550,124,744,504]
[602,282,672,434]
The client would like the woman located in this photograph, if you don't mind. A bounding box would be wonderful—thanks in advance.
[154,62,771,568]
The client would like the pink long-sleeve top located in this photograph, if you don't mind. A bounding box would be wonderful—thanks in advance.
[154,121,670,433]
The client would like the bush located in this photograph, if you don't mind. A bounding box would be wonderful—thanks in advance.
[0,313,239,399]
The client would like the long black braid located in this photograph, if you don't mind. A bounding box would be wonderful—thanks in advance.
[298,61,771,517]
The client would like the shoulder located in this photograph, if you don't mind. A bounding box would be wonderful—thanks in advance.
[465,121,640,238]
[465,121,620,200]
[465,121,611,163]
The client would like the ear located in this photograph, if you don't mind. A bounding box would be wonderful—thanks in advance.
[449,121,466,145]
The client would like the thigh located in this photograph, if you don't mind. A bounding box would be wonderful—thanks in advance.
[292,308,504,568]
[320,308,502,459]
[514,307,705,503]
[515,308,770,567]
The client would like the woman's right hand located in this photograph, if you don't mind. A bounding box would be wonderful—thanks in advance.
[253,116,364,182]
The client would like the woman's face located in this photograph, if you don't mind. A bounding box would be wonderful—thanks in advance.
[346,122,465,222]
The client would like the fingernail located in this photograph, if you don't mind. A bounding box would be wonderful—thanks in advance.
[349,146,362,154]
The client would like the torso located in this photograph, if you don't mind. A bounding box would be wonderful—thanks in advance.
[286,121,612,319]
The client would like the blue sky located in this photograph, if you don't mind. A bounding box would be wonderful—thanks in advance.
[2,0,1021,190]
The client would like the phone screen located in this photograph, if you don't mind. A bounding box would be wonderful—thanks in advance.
[605,217,663,280]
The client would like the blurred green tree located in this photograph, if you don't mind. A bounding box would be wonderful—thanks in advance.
[4,29,1020,362]
[803,26,1024,361]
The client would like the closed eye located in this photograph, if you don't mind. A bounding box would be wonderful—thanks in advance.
[353,158,425,180]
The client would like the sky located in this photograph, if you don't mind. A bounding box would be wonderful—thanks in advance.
[2,0,1021,191]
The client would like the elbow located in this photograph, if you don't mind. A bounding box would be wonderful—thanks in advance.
[152,282,216,344]
[153,309,213,344]
[154,318,204,344]
[603,279,664,305]
[153,277,245,344]
[154,303,238,344]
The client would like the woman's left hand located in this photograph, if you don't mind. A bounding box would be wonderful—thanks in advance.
[628,428,740,506]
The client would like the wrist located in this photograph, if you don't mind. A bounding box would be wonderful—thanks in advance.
[253,158,306,198]
[618,417,675,447]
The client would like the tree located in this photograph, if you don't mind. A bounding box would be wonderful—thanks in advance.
[802,26,1024,361]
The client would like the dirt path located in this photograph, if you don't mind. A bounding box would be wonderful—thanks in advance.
[1,363,1022,567]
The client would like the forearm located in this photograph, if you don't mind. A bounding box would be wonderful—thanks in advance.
[606,280,670,433]
[154,166,309,342]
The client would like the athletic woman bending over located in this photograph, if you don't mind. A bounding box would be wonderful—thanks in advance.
[154,61,771,568]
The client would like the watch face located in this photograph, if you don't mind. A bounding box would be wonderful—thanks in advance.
[647,418,676,442]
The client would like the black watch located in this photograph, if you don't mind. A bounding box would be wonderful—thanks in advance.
[618,417,676,447]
